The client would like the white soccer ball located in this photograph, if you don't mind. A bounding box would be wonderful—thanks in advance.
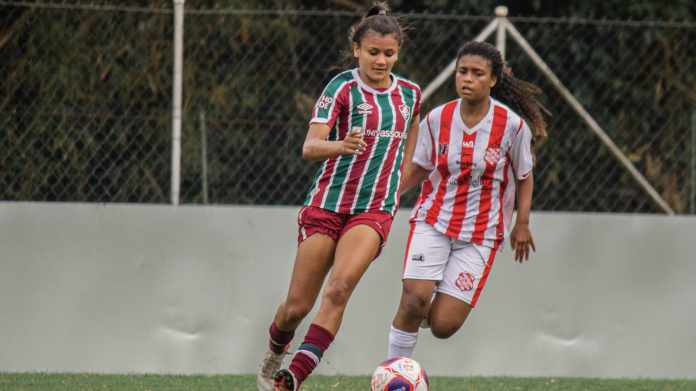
[370,356,429,391]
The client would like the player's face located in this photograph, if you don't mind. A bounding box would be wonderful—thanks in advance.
[455,54,497,104]
[353,31,400,89]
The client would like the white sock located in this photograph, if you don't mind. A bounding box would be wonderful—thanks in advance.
[387,325,419,359]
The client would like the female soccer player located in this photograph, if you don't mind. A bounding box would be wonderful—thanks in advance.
[255,3,421,391]
[386,41,548,360]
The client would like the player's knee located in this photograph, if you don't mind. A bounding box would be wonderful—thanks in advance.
[283,301,313,324]
[400,293,430,319]
[430,319,461,339]
[323,279,352,308]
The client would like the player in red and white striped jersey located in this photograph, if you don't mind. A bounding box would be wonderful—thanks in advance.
[256,4,421,391]
[386,41,549,360]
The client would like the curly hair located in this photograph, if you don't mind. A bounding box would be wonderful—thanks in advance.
[457,41,549,140]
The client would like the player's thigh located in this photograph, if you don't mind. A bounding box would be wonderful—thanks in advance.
[402,221,451,282]
[328,224,382,297]
[286,233,336,305]
[429,291,472,330]
[431,242,493,326]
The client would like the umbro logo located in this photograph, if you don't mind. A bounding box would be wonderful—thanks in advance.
[357,102,373,115]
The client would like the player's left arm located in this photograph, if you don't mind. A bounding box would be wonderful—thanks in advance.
[509,119,536,262]
[511,173,535,262]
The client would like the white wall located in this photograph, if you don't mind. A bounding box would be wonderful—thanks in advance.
[1,203,694,378]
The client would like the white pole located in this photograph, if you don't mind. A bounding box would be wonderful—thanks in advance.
[171,0,185,205]
[505,20,675,215]
[422,18,499,103]
[199,110,209,204]
[495,6,507,60]
[691,110,696,214]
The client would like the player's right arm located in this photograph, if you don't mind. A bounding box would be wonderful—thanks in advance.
[399,162,430,196]
[302,75,366,161]
[302,125,367,161]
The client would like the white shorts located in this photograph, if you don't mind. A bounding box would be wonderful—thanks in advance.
[402,221,499,307]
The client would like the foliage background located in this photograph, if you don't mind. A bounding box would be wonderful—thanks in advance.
[1,0,695,212]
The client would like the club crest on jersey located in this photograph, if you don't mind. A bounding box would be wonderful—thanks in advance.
[357,102,373,116]
[484,147,502,165]
[398,104,411,121]
[455,272,475,292]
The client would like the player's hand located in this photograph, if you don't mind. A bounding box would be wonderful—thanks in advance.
[340,127,367,155]
[510,222,535,263]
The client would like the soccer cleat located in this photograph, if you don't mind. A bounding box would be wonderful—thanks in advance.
[256,350,287,391]
[273,369,298,391]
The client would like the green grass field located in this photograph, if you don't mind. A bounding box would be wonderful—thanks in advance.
[1,373,694,391]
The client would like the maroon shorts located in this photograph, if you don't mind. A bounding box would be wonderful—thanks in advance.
[297,206,394,250]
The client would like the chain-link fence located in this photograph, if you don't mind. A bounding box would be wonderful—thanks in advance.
[2,2,695,213]
[1,2,174,202]
[505,16,696,214]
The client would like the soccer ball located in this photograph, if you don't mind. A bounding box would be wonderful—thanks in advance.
[370,356,429,391]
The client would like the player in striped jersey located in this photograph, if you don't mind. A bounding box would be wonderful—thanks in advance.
[256,3,421,391]
[386,41,549,360]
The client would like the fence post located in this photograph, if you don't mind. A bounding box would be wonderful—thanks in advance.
[171,0,185,205]
[691,110,696,214]
[200,110,209,204]
[495,6,507,60]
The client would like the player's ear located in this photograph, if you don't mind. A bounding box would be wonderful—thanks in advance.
[352,42,360,59]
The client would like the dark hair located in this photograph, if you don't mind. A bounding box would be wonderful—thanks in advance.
[457,41,549,140]
[349,2,405,47]
[327,2,405,78]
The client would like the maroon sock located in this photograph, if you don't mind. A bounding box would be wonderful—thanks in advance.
[288,323,335,386]
[268,321,294,354]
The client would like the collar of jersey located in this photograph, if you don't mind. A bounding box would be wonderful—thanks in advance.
[351,68,397,95]
[454,97,495,134]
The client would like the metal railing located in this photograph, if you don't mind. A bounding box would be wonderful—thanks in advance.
[1,1,695,213]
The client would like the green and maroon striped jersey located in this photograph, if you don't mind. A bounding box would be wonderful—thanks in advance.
[304,68,422,215]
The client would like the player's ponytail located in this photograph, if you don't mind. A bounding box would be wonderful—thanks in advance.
[457,41,549,141]
[365,2,389,17]
[494,65,549,141]
[349,2,405,47]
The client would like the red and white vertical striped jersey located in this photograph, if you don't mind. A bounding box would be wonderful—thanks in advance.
[410,97,533,248]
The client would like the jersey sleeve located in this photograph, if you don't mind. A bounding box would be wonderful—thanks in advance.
[412,114,436,171]
[509,119,534,180]
[309,80,349,129]
[412,87,422,118]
